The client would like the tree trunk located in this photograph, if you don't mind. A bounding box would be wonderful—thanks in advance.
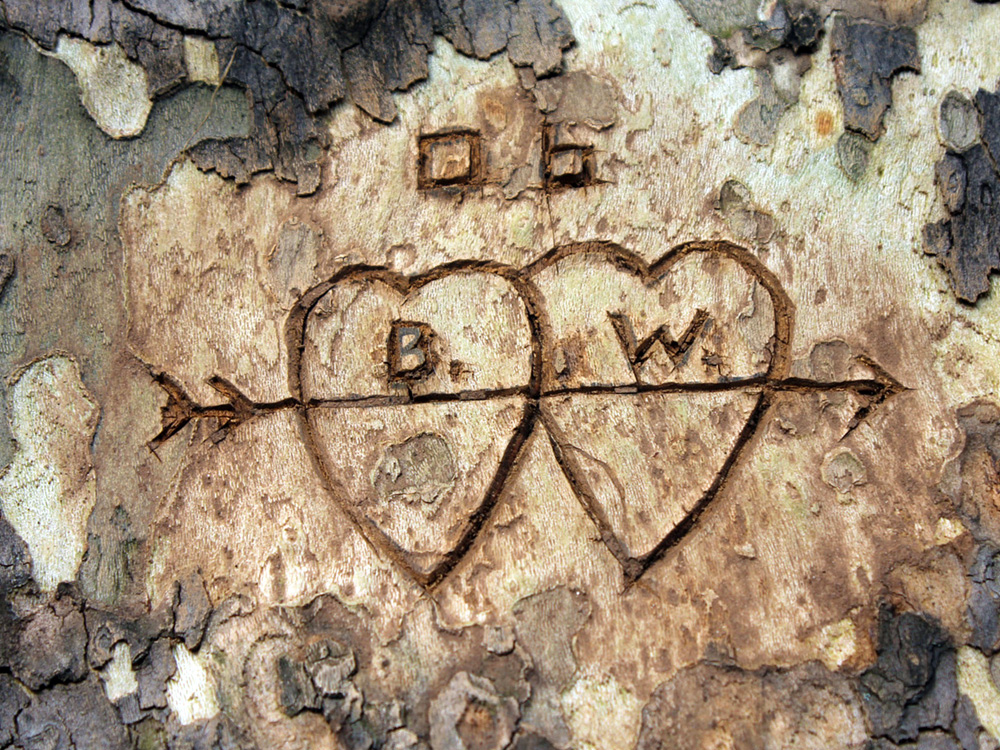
[2,0,1000,748]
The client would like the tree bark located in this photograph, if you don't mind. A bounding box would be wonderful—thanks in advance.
[2,1,1000,748]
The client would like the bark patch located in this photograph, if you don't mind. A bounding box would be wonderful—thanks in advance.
[925,89,1000,302]
[0,0,574,192]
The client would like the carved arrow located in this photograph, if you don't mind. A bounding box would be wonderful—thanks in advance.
[765,354,906,439]
[148,371,296,450]
[148,354,905,451]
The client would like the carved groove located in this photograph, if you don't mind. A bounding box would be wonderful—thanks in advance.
[151,240,903,588]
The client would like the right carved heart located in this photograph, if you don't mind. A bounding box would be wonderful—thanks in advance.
[288,262,540,588]
[527,241,792,582]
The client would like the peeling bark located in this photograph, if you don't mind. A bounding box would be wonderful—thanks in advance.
[3,0,1000,747]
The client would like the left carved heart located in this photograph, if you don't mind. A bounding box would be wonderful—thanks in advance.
[287,263,541,587]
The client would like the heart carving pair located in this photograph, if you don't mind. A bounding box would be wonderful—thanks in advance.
[284,240,797,588]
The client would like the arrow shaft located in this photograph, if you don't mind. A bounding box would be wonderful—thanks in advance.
[156,373,897,447]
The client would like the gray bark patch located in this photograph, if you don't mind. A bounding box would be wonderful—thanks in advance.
[925,130,1000,302]
[9,588,88,692]
[830,16,919,141]
[0,0,574,192]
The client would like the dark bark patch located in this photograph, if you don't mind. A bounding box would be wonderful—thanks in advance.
[936,153,968,215]
[637,607,991,749]
[0,0,113,49]
[968,545,1000,654]
[924,97,1000,303]
[0,673,29,748]
[85,601,171,669]
[110,3,186,97]
[166,714,249,750]
[173,570,211,651]
[0,253,15,302]
[15,675,130,750]
[859,607,962,744]
[39,204,71,248]
[0,511,32,593]
[978,88,1000,167]
[9,587,88,692]
[830,16,919,141]
[135,638,177,711]
[0,0,574,191]
[684,3,923,147]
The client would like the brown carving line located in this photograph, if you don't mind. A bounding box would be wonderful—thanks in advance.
[148,242,903,589]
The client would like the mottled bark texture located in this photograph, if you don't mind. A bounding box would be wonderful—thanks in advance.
[1,0,572,193]
[3,0,1000,748]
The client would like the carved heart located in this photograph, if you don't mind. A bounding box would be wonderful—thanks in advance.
[287,263,540,587]
[527,241,792,581]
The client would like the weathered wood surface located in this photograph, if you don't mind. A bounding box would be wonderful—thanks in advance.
[2,0,1000,748]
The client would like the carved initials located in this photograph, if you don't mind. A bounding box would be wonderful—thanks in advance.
[388,320,435,382]
[608,310,710,379]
